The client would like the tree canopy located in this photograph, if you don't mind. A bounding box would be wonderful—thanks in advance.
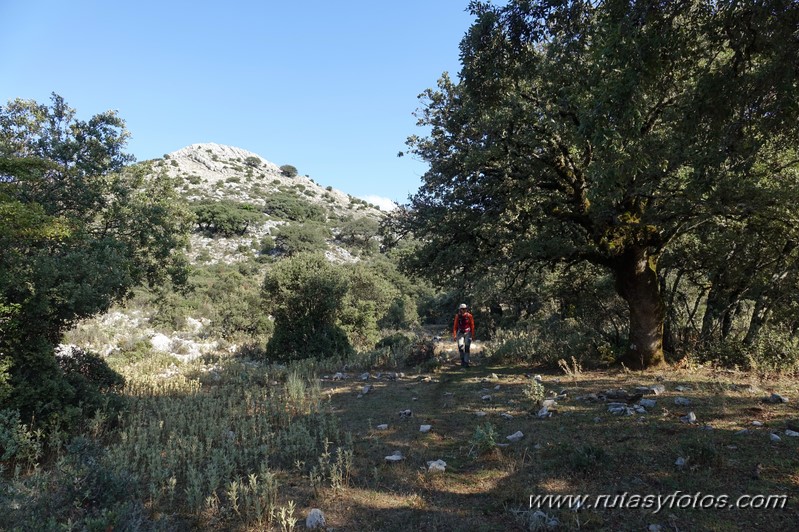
[0,94,192,424]
[397,0,799,368]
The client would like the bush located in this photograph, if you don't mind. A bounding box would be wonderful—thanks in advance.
[469,422,500,457]
[262,254,352,361]
[262,192,326,223]
[192,200,263,236]
[273,223,330,256]
[280,164,298,178]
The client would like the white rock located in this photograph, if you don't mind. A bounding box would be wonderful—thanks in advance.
[385,451,403,462]
[150,333,172,351]
[306,508,326,529]
[500,413,513,420]
[675,457,687,468]
[420,424,432,433]
[494,385,501,390]
[506,431,524,442]
[537,406,551,418]
[399,409,412,418]
[680,412,697,424]
[674,397,692,406]
[482,395,492,402]
[534,375,543,382]
[785,429,799,437]
[770,433,782,442]
[426,459,447,473]
[475,411,487,417]
[376,424,388,430]
[360,372,370,381]
[362,384,372,395]
[752,421,764,427]
[640,398,657,409]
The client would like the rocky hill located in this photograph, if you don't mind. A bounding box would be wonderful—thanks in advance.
[142,143,385,265]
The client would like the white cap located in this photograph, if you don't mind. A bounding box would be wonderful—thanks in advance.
[459,303,467,309]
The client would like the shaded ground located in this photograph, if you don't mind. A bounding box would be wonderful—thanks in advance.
[302,341,799,531]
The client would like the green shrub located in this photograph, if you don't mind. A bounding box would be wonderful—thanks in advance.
[469,422,499,457]
[192,200,263,236]
[262,253,352,361]
[273,223,330,256]
[280,164,298,178]
[262,192,326,223]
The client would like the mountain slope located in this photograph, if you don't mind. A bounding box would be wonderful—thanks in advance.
[142,142,385,264]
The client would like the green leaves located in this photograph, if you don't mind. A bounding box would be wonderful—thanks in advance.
[1,94,190,424]
[398,0,799,367]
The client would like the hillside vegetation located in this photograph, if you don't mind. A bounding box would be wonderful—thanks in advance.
[3,0,799,530]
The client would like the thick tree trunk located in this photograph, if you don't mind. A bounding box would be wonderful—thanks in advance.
[612,246,666,369]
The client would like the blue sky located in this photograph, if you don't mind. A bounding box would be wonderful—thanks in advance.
[0,1,475,209]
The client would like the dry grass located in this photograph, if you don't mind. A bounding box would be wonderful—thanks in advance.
[303,342,799,531]
[6,339,799,531]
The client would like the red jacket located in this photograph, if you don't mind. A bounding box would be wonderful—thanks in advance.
[453,311,475,339]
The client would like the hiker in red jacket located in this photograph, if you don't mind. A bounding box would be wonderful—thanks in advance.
[453,303,475,367]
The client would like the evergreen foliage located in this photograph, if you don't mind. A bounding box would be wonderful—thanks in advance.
[0,94,192,426]
[398,0,799,368]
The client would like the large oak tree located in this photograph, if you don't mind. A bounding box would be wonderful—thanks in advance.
[399,0,799,367]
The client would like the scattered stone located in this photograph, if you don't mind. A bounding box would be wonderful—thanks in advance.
[639,398,657,409]
[675,457,688,468]
[376,424,388,430]
[399,409,412,418]
[674,397,692,407]
[541,399,557,409]
[426,459,447,473]
[360,372,370,381]
[766,393,789,404]
[752,421,764,427]
[506,431,524,442]
[385,451,404,463]
[306,509,326,529]
[608,404,634,416]
[633,405,647,414]
[443,392,453,396]
[649,524,663,532]
[635,384,666,396]
[785,429,799,437]
[675,385,692,392]
[333,372,347,381]
[680,412,697,424]
[482,395,492,402]
[603,389,631,400]
[577,393,600,402]
[735,429,752,436]
[770,433,782,443]
[500,413,514,420]
[412,397,418,401]
[362,385,372,395]
[537,406,552,418]
[475,411,487,417]
[700,424,714,431]
[534,375,543,382]
[490,373,499,380]
[494,385,501,391]
[420,424,432,433]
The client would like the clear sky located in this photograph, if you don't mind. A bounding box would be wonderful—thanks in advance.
[0,1,476,209]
